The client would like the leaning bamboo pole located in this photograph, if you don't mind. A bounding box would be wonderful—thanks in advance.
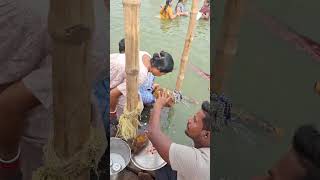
[175,0,199,92]
[212,0,246,94]
[48,0,93,179]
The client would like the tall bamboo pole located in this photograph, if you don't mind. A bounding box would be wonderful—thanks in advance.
[175,0,199,91]
[123,0,141,112]
[212,0,246,95]
[48,0,93,179]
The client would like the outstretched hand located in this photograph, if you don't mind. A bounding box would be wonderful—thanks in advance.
[154,91,174,109]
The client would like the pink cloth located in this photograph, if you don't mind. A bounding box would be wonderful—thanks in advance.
[199,5,210,15]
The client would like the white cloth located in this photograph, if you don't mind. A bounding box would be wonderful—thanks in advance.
[169,143,210,180]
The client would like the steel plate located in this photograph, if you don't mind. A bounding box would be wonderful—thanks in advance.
[131,140,167,171]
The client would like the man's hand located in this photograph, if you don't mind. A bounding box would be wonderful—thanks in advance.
[152,83,160,91]
[154,91,173,109]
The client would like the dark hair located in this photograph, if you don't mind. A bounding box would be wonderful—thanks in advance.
[150,51,174,73]
[164,0,172,12]
[201,101,213,131]
[119,38,125,53]
[175,0,183,12]
[292,124,320,180]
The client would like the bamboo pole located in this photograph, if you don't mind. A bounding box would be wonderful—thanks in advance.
[48,0,93,179]
[175,0,199,91]
[212,0,246,95]
[123,0,141,112]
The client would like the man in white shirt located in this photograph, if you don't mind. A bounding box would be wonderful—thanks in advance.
[146,92,211,180]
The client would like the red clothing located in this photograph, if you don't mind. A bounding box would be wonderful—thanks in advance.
[200,5,210,15]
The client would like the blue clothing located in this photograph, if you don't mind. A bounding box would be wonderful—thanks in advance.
[139,73,155,105]
[175,2,186,13]
[94,79,109,134]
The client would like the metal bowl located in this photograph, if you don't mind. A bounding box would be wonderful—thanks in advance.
[131,140,167,171]
[110,137,131,175]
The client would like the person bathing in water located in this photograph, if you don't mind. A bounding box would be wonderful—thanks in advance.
[175,0,189,16]
[160,0,182,20]
[199,0,210,20]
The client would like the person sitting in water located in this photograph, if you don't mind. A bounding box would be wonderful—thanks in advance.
[252,124,320,180]
[110,39,175,122]
[199,0,210,20]
[175,0,189,16]
[140,92,211,180]
[160,0,181,20]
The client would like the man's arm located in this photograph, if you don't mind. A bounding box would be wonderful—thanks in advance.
[147,92,173,164]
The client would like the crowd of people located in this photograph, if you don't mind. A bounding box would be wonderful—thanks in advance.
[160,0,210,20]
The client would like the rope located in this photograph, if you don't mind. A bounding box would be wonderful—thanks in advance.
[172,90,183,104]
[32,126,107,180]
[116,99,144,141]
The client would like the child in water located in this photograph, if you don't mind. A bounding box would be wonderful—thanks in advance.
[199,0,210,20]
[175,0,189,16]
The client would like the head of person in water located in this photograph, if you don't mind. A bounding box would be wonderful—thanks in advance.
[119,38,125,53]
[164,0,174,11]
[252,124,320,180]
[149,50,174,76]
[185,101,212,148]
[175,0,184,11]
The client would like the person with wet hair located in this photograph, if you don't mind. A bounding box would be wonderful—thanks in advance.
[160,0,181,20]
[110,39,174,132]
[252,124,320,180]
